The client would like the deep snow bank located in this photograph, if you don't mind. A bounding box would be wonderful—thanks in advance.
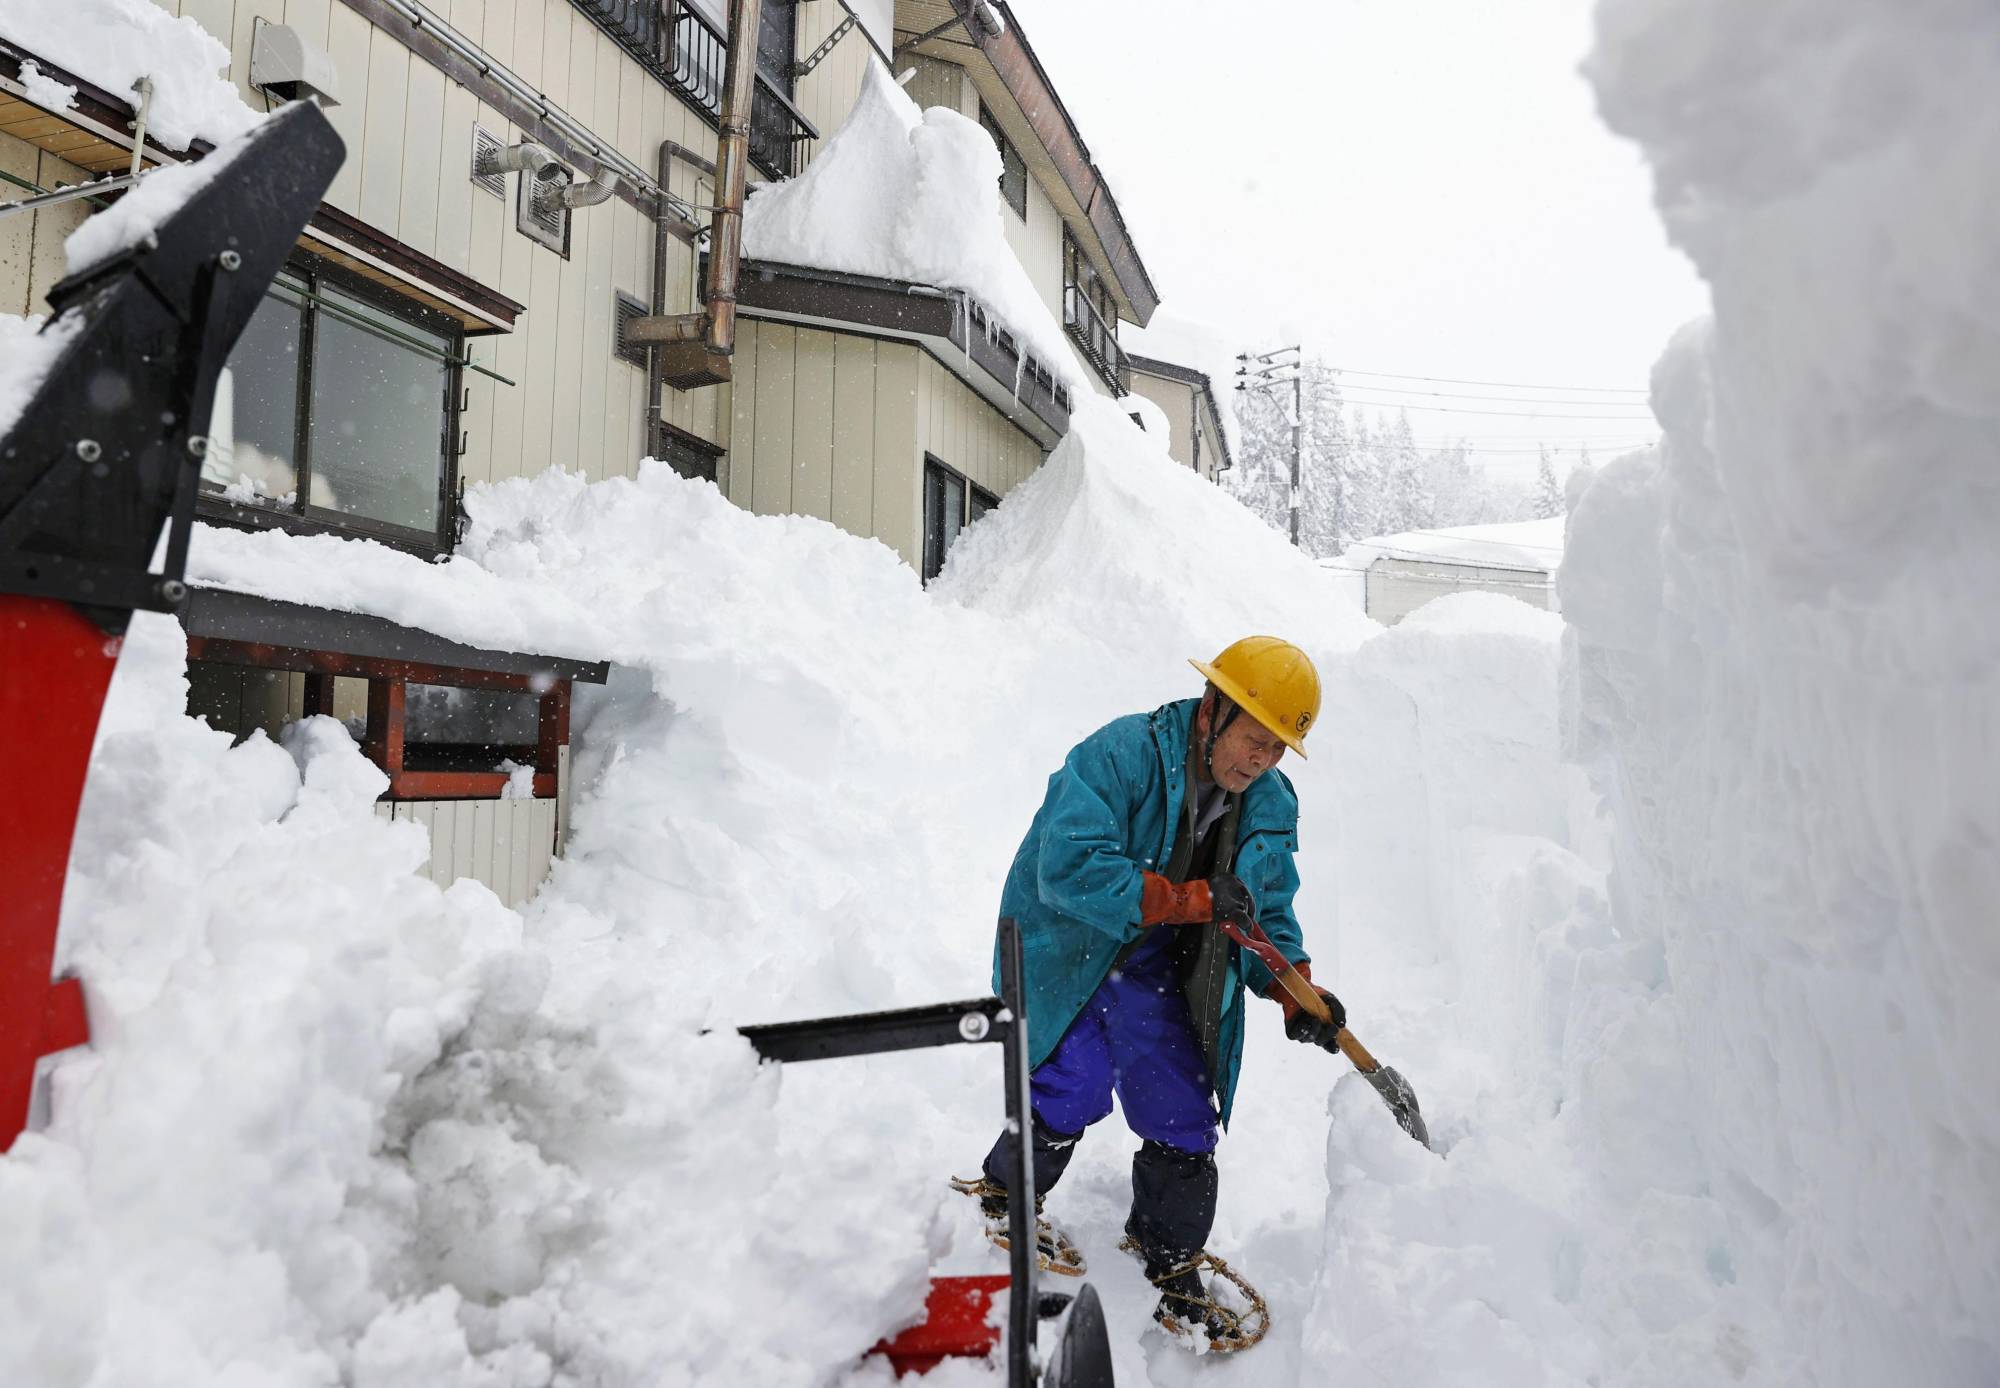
[6,397,1395,1385]
[1565,1,2000,1381]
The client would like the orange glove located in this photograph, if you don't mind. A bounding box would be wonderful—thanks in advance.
[1139,871,1212,925]
[1267,960,1317,1022]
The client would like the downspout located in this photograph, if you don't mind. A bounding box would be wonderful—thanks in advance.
[704,0,761,363]
[645,141,716,455]
[634,0,764,388]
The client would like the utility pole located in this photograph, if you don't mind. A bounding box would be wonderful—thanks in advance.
[1236,346,1304,546]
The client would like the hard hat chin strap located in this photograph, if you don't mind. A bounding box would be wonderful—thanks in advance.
[1201,688,1240,784]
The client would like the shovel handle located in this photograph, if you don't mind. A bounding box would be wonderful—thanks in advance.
[1219,913,1384,1076]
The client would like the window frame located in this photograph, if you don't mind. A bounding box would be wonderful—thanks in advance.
[922,456,999,584]
[197,249,465,559]
[979,106,1029,220]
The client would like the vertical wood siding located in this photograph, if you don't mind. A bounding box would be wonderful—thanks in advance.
[724,321,1044,571]
[373,796,558,907]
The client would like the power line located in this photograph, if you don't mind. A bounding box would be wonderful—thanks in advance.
[1339,397,1656,421]
[1322,380,1658,408]
[1326,365,1647,395]
[1422,444,1653,455]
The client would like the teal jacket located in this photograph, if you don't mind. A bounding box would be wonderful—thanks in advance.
[992,697,1311,1127]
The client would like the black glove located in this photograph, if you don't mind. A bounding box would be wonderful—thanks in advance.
[1284,987,1347,1051]
[1206,871,1255,927]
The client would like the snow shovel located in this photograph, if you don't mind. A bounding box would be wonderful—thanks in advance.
[1217,914,1432,1150]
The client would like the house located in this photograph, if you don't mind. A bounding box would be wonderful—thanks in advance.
[0,0,1177,904]
[1324,517,1565,625]
[1126,354,1233,482]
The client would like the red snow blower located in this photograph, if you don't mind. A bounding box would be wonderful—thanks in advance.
[0,102,345,1153]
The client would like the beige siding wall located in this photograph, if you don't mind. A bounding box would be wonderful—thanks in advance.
[723,320,1043,570]
[1127,372,1199,471]
[914,351,1042,504]
[792,1,883,171]
[374,797,559,908]
[15,0,874,480]
[1193,388,1226,481]
[0,135,95,317]
[725,319,922,565]
[903,54,973,120]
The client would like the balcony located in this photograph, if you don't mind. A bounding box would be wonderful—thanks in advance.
[1063,282,1129,393]
[567,0,817,178]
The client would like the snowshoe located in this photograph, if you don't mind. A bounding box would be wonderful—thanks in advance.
[1117,1235,1268,1353]
[948,1176,1087,1277]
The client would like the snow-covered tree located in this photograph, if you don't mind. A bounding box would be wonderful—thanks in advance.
[1532,446,1565,519]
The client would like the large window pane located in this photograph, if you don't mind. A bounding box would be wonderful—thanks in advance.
[205,274,305,505]
[923,461,966,584]
[307,285,451,534]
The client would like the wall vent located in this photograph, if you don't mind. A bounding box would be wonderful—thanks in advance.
[517,164,572,255]
[613,291,649,369]
[470,126,506,199]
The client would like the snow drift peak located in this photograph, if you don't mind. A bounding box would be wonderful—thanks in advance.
[935,396,1374,663]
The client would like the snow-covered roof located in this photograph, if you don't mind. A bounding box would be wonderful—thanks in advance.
[1325,516,1567,573]
[0,0,261,152]
[741,61,1083,393]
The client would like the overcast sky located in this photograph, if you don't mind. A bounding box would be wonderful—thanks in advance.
[1006,0,1712,478]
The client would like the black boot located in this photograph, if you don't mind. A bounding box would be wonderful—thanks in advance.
[980,1112,1085,1201]
[952,1114,1089,1276]
[1124,1141,1244,1347]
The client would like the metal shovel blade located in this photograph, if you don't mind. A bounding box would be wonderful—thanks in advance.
[1362,1063,1430,1149]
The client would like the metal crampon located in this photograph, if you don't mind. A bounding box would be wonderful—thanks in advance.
[948,1175,1087,1277]
[1118,1235,1269,1353]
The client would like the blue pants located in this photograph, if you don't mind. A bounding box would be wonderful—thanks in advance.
[980,935,1221,1258]
[1031,937,1220,1153]
[1010,934,1221,1159]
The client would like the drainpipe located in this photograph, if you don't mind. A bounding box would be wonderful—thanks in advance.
[632,0,764,388]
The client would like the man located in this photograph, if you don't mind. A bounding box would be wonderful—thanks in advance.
[963,636,1346,1351]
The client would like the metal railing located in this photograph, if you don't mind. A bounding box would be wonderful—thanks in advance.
[1063,282,1128,392]
[568,0,817,178]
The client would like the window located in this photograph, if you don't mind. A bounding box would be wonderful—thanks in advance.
[979,106,1028,219]
[923,459,999,583]
[202,256,460,553]
[403,684,542,772]
[1063,230,1127,391]
[749,0,801,177]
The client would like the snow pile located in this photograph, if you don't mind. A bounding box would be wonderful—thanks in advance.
[9,397,1416,1386]
[0,0,261,152]
[63,131,253,274]
[1547,0,2000,1381]
[742,60,1082,390]
[18,59,78,113]
[0,310,84,441]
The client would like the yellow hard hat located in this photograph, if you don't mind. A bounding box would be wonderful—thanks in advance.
[1189,636,1322,757]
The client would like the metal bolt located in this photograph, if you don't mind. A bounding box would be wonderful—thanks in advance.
[958,1012,991,1043]
[156,578,188,605]
[75,439,101,462]
[218,250,242,271]
[186,435,208,458]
